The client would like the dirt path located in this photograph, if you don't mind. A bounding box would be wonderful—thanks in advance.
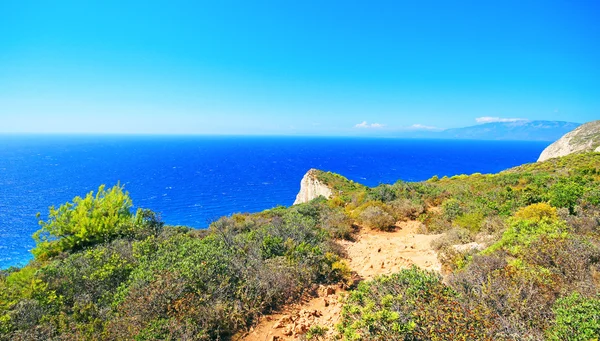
[340,220,442,280]
[240,221,442,341]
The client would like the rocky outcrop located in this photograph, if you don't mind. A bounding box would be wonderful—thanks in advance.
[537,120,600,162]
[293,169,333,205]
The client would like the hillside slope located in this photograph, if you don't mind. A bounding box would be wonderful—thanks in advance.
[2,153,600,340]
[538,120,600,161]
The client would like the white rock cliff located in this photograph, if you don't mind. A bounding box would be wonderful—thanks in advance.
[537,120,600,162]
[293,169,333,205]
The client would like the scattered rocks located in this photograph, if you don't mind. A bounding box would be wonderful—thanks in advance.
[274,309,324,337]
[325,286,336,296]
[272,315,290,329]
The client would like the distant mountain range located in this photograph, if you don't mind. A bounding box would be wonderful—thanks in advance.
[403,120,581,141]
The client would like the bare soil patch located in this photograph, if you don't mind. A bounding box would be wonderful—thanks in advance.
[240,221,442,341]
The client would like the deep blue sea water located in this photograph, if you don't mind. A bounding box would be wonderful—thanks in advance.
[0,135,549,269]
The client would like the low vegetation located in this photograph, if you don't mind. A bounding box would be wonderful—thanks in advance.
[0,186,349,340]
[334,152,600,340]
[1,152,599,340]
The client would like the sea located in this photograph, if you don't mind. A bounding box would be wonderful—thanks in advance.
[0,135,549,269]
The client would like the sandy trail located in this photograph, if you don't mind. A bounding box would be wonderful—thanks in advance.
[240,220,442,341]
[340,220,442,280]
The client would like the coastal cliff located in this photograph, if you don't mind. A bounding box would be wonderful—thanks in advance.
[538,120,600,162]
[293,169,333,205]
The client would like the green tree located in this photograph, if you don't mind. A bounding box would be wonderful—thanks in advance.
[33,184,161,260]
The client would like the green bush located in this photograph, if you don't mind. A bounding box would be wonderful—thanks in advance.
[513,202,558,221]
[548,292,600,341]
[442,198,462,220]
[368,184,397,202]
[1,184,349,340]
[33,185,162,260]
[486,211,568,255]
[388,199,425,221]
[454,211,485,233]
[306,325,328,340]
[319,207,354,240]
[358,205,396,231]
[549,181,585,213]
[336,267,496,340]
[449,254,558,340]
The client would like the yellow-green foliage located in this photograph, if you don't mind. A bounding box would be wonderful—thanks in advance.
[328,257,353,287]
[513,202,557,221]
[509,152,600,174]
[454,211,485,232]
[486,212,568,255]
[316,171,367,202]
[306,325,328,340]
[336,267,496,340]
[32,185,159,260]
[548,292,600,341]
[0,266,45,310]
[507,258,555,286]
[0,266,54,335]
[441,198,462,220]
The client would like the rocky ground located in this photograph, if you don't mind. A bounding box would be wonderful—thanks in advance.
[239,220,442,341]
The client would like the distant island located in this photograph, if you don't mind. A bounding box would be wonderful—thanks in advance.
[399,120,580,141]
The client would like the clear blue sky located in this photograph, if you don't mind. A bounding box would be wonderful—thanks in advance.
[1,0,599,135]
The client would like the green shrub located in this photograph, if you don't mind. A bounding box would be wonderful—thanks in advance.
[548,292,600,341]
[306,325,328,340]
[514,202,558,221]
[454,212,485,233]
[319,207,354,240]
[368,184,397,202]
[388,199,425,221]
[4,153,600,340]
[40,239,135,308]
[549,181,585,213]
[33,185,162,260]
[479,215,507,235]
[486,213,568,255]
[337,267,496,340]
[358,205,396,231]
[426,214,453,233]
[442,198,462,220]
[449,254,557,340]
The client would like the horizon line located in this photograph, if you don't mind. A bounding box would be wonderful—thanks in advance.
[0,132,559,142]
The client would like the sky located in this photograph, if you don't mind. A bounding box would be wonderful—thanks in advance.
[1,0,599,135]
